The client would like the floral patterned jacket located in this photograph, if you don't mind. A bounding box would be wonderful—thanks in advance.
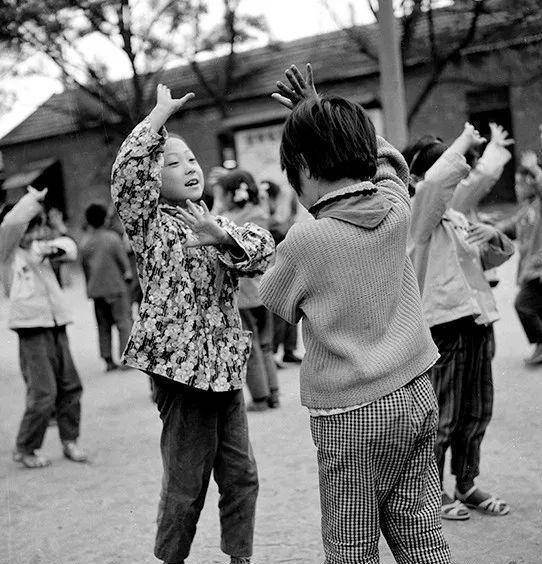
[111,118,275,391]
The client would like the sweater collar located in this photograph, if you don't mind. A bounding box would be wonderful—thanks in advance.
[309,182,392,229]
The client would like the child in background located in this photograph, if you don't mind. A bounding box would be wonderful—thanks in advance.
[0,187,87,468]
[261,179,302,367]
[80,203,133,372]
[220,169,280,411]
[498,148,542,364]
[261,64,451,564]
[111,84,274,564]
[407,123,514,520]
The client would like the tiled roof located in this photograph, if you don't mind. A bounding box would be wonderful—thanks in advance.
[1,6,541,147]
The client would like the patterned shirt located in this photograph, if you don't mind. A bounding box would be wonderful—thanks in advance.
[111,118,275,391]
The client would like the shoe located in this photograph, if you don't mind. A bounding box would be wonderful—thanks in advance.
[267,389,280,408]
[246,400,269,412]
[13,450,51,468]
[282,352,302,364]
[105,360,119,372]
[230,558,251,564]
[62,441,88,463]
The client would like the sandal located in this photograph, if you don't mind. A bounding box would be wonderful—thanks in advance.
[455,485,510,516]
[14,451,51,468]
[441,492,470,521]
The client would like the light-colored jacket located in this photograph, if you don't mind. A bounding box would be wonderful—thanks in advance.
[409,149,514,328]
[0,194,77,329]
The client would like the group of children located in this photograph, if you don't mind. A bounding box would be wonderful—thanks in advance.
[3,59,536,563]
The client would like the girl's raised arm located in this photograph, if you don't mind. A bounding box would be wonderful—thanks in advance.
[110,85,194,255]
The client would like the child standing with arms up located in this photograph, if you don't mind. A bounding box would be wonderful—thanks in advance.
[111,85,274,564]
[260,64,450,564]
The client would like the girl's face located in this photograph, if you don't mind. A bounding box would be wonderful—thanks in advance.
[161,137,204,205]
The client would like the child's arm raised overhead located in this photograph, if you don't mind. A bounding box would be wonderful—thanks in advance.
[449,122,513,214]
[110,85,194,255]
[410,123,484,244]
[0,186,47,263]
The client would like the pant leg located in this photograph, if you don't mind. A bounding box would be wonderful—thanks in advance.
[108,293,133,358]
[310,409,386,563]
[428,324,466,484]
[514,280,542,344]
[213,390,259,558]
[283,321,298,355]
[240,308,271,400]
[380,376,451,564]
[15,328,57,454]
[93,298,113,360]
[53,326,83,443]
[152,377,219,563]
[273,313,286,354]
[450,325,494,486]
[255,306,279,393]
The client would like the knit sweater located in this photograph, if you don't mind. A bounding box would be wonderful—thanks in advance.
[259,137,438,409]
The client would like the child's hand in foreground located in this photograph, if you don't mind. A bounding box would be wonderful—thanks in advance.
[178,200,230,248]
[272,63,319,110]
[489,122,514,147]
[465,222,498,246]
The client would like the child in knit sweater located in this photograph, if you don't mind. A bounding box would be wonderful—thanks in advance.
[260,64,451,564]
[111,85,274,564]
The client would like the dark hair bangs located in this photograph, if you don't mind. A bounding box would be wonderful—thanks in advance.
[280,96,378,194]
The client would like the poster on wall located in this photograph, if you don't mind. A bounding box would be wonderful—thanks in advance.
[234,123,285,187]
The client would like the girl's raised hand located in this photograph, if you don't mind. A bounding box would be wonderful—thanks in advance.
[27,185,48,201]
[271,63,318,110]
[489,122,514,147]
[178,200,229,248]
[155,84,195,115]
[462,122,486,148]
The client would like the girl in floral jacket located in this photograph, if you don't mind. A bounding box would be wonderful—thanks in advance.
[111,85,274,564]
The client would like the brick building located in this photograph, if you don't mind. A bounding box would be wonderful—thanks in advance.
[1,7,541,228]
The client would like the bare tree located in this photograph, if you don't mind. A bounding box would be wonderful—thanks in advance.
[322,0,541,125]
[0,0,267,135]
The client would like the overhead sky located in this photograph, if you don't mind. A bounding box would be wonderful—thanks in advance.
[0,0,374,139]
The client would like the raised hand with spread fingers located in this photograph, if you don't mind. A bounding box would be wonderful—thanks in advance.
[148,84,195,133]
[271,63,319,110]
[176,200,232,248]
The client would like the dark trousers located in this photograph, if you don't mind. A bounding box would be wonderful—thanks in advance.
[272,313,297,355]
[429,318,494,486]
[515,279,542,344]
[152,377,259,563]
[16,326,83,454]
[240,306,279,401]
[93,294,132,361]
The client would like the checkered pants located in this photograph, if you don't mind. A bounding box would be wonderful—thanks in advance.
[310,375,451,564]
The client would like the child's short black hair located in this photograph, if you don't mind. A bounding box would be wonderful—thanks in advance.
[85,203,108,228]
[221,169,260,208]
[402,135,447,178]
[280,95,377,194]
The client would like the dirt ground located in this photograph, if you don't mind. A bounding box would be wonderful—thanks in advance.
[1,255,541,564]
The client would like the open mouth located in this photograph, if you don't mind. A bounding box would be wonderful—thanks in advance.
[185,178,199,187]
